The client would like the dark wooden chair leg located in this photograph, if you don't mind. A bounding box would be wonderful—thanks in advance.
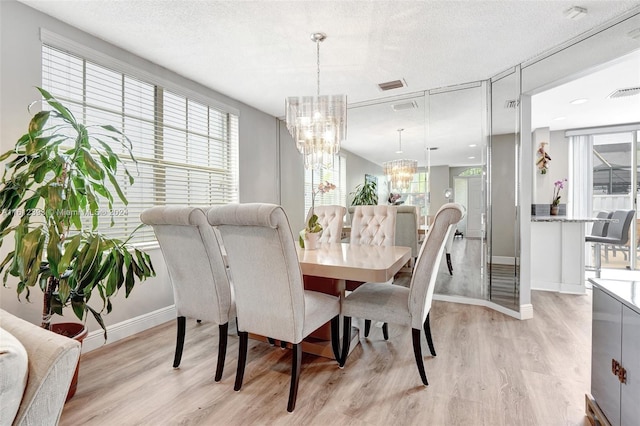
[382,322,389,340]
[446,253,453,275]
[234,331,248,391]
[364,319,371,337]
[196,319,202,323]
[330,316,341,362]
[423,313,436,356]
[412,328,429,386]
[173,316,186,368]
[267,337,276,346]
[214,323,228,382]
[287,343,302,412]
[280,340,287,349]
[339,317,352,368]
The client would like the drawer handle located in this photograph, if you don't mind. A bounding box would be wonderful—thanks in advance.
[619,366,627,384]
[612,359,620,376]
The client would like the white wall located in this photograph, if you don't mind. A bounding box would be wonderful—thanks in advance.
[0,1,279,336]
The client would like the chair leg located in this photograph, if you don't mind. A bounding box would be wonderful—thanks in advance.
[287,343,302,412]
[280,340,287,349]
[364,319,371,337]
[267,337,276,346]
[423,313,436,356]
[446,253,453,275]
[382,323,389,341]
[411,328,429,386]
[215,323,228,382]
[330,316,341,363]
[234,331,248,391]
[339,317,352,368]
[173,316,186,368]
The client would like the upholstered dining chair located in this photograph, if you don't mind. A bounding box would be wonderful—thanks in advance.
[347,205,397,339]
[339,203,464,386]
[585,211,613,275]
[586,209,635,277]
[140,206,236,382]
[395,205,420,266]
[305,205,347,243]
[207,203,341,412]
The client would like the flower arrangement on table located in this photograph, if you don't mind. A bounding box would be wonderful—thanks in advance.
[536,142,551,174]
[551,178,567,214]
[299,181,336,248]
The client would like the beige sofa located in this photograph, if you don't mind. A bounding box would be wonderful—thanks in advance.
[0,309,81,426]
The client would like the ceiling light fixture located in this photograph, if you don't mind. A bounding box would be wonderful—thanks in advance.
[553,116,566,121]
[286,32,347,169]
[469,144,477,147]
[383,129,418,191]
[570,98,589,105]
[563,6,587,20]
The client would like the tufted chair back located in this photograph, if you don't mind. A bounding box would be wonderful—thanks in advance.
[306,205,346,243]
[350,205,397,247]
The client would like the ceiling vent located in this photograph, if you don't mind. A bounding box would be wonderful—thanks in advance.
[378,79,406,91]
[504,99,520,109]
[608,87,640,99]
[391,101,418,111]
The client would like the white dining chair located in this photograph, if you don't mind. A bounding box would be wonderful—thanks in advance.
[305,205,347,243]
[207,203,341,412]
[395,205,420,267]
[140,206,236,382]
[339,203,464,386]
[347,205,397,339]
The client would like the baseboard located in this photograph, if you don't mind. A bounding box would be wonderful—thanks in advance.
[432,294,533,320]
[82,305,176,353]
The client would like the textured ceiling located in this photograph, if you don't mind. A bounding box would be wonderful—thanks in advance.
[18,0,640,167]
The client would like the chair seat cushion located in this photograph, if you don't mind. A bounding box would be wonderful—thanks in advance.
[342,283,411,326]
[0,327,29,426]
[301,290,340,340]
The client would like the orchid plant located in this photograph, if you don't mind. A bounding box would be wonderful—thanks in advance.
[307,181,336,233]
[552,178,567,206]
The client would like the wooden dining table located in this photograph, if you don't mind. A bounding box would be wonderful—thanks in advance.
[295,242,412,359]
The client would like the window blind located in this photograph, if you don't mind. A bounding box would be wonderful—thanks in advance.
[303,156,347,217]
[42,45,239,245]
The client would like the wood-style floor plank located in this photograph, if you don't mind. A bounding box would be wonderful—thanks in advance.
[60,289,592,425]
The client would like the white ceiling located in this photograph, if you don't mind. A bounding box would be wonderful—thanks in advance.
[18,0,640,167]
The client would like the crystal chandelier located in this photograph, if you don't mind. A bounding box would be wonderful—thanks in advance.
[286,33,347,170]
[383,129,418,191]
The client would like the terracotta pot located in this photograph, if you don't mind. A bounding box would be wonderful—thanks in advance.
[51,322,88,401]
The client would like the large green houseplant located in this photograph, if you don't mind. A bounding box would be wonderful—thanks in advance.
[350,179,378,206]
[0,88,155,339]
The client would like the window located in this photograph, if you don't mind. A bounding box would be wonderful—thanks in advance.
[42,45,239,244]
[304,156,347,216]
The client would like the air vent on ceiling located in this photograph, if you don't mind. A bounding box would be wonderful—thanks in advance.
[378,79,406,91]
[504,99,520,109]
[391,101,418,111]
[608,87,640,99]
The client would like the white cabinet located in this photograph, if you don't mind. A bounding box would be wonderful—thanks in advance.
[590,280,640,426]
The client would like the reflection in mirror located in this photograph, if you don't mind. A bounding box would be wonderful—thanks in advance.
[489,66,521,311]
[425,83,489,301]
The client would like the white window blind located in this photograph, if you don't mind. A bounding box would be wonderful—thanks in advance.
[303,156,347,217]
[42,45,239,244]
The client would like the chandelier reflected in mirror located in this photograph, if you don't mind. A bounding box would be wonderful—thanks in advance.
[286,33,347,170]
[383,129,418,191]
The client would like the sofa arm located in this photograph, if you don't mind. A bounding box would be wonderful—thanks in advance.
[0,309,81,426]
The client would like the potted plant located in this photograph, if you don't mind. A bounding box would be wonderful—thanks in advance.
[350,180,378,206]
[0,88,155,397]
[299,181,335,249]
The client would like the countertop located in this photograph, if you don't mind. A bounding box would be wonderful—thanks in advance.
[531,216,615,223]
[590,278,640,315]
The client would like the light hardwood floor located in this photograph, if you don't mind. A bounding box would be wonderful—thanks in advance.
[60,288,592,425]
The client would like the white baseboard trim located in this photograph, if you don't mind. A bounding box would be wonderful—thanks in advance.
[433,294,534,320]
[82,305,176,353]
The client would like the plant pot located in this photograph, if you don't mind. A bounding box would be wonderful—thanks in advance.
[51,322,88,401]
[304,232,321,250]
[550,205,559,216]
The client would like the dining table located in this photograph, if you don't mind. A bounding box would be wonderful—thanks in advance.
[295,242,412,359]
